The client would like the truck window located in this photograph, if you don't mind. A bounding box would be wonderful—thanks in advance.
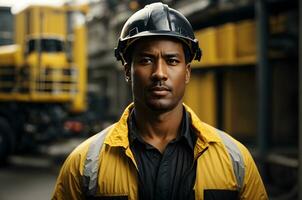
[27,38,64,53]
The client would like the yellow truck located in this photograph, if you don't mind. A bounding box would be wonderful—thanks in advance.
[0,5,87,162]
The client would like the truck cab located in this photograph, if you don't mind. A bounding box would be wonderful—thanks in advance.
[0,4,87,163]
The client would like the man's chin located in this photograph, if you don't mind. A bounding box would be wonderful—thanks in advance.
[146,100,173,112]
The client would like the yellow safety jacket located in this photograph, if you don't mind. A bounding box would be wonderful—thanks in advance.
[52,104,268,200]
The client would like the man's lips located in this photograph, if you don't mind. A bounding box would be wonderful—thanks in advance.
[149,86,170,91]
[148,86,171,96]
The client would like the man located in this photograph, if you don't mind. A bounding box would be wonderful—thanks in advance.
[52,2,268,200]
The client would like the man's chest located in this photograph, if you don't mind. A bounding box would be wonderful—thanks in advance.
[131,139,196,200]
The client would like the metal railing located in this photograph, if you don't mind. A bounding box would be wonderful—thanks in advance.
[0,65,78,102]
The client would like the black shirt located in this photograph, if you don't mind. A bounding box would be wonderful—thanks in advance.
[128,108,197,200]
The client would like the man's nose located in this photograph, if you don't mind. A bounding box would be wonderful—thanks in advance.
[151,59,168,81]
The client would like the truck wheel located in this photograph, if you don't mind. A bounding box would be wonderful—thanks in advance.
[0,118,14,165]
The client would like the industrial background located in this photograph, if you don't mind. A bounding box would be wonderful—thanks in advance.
[0,0,300,199]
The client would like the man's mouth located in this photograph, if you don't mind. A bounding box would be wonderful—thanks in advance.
[148,86,171,96]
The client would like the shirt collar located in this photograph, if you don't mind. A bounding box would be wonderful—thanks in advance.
[127,106,196,151]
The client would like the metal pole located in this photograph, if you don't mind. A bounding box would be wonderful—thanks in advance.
[299,0,302,198]
[255,0,271,179]
[216,70,224,130]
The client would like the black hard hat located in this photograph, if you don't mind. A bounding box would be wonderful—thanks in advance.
[114,2,202,64]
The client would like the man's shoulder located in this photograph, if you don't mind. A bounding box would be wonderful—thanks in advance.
[63,126,114,170]
[62,134,98,167]
[193,119,251,158]
[71,125,114,155]
[52,127,115,199]
[211,126,254,166]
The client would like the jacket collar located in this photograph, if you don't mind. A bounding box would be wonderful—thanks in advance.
[183,104,221,157]
[104,103,221,151]
[103,104,133,148]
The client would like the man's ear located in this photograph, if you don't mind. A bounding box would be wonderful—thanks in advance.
[185,63,191,84]
[124,63,131,83]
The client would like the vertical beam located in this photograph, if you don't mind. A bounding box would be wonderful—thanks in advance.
[255,0,271,178]
[216,70,224,130]
[299,0,302,198]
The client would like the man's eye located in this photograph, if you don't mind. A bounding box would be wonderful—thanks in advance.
[167,58,179,65]
[139,58,152,64]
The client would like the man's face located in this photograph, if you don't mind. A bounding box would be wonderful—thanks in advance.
[125,37,191,112]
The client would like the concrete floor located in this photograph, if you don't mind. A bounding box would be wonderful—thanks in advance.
[0,138,83,200]
[0,156,60,200]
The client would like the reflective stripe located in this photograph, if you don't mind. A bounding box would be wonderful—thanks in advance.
[82,125,113,196]
[217,130,245,192]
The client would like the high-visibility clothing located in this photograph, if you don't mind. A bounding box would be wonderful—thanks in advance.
[52,104,268,200]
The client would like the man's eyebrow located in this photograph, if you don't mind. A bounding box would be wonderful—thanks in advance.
[137,52,181,56]
[164,53,181,57]
[134,50,183,59]
[136,52,155,57]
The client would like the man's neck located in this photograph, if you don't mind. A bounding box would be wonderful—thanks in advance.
[134,103,184,153]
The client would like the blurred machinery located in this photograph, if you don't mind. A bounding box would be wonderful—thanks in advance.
[0,7,14,46]
[86,0,299,199]
[86,0,132,124]
[0,4,89,163]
